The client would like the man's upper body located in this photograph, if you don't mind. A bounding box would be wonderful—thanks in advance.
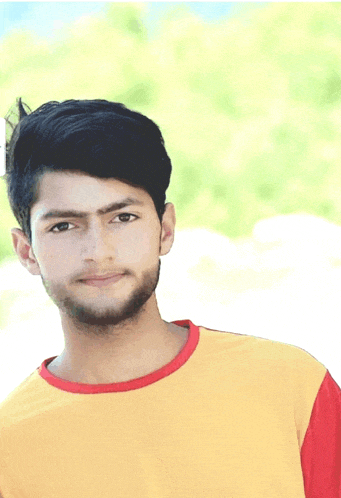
[3,99,341,497]
[0,318,340,498]
[5,162,341,498]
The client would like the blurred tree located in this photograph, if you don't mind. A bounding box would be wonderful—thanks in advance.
[2,2,341,264]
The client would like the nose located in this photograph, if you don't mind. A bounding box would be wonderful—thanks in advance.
[81,222,116,260]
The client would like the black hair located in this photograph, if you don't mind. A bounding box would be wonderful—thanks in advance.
[3,98,172,246]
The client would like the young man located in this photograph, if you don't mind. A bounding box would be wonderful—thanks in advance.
[0,98,340,498]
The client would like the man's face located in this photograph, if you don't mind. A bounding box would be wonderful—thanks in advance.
[23,171,174,329]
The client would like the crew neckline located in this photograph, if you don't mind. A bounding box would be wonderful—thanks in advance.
[38,319,200,393]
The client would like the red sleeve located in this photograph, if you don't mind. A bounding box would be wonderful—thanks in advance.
[300,370,341,498]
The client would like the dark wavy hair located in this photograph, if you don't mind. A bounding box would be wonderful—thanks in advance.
[3,98,172,246]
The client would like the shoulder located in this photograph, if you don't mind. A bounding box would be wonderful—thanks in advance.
[199,325,327,380]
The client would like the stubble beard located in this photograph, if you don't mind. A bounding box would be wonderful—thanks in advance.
[41,259,162,335]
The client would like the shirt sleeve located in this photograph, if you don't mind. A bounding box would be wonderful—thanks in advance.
[300,370,341,498]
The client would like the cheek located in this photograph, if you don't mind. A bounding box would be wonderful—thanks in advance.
[120,231,157,261]
[37,241,75,270]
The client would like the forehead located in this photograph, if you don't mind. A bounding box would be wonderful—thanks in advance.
[30,171,151,223]
[37,171,148,199]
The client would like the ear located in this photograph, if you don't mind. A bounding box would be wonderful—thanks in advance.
[160,203,176,257]
[10,228,41,276]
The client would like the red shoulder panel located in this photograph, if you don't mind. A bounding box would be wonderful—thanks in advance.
[301,370,341,498]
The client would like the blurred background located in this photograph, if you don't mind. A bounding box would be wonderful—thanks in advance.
[1,2,341,399]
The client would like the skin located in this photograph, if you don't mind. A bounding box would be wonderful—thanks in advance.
[11,171,189,384]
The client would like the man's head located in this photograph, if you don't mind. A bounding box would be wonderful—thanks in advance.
[4,98,172,246]
[4,98,175,330]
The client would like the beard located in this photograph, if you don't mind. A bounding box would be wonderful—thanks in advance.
[41,258,161,336]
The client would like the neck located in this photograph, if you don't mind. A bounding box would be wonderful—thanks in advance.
[48,320,189,384]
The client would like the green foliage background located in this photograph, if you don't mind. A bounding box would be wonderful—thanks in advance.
[2,2,341,265]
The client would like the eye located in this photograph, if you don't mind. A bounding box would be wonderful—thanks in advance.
[112,213,138,224]
[49,222,74,233]
[49,213,138,233]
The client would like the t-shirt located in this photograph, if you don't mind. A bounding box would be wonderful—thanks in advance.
[0,319,340,497]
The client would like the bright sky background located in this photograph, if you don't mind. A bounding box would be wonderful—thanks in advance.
[0,2,267,41]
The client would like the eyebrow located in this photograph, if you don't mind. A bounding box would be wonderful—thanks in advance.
[39,197,145,223]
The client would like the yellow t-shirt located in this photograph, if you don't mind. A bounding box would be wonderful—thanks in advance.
[0,319,340,498]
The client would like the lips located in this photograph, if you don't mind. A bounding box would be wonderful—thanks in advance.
[80,272,123,281]
[80,273,124,288]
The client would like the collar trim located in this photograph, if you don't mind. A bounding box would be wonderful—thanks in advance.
[38,319,200,393]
